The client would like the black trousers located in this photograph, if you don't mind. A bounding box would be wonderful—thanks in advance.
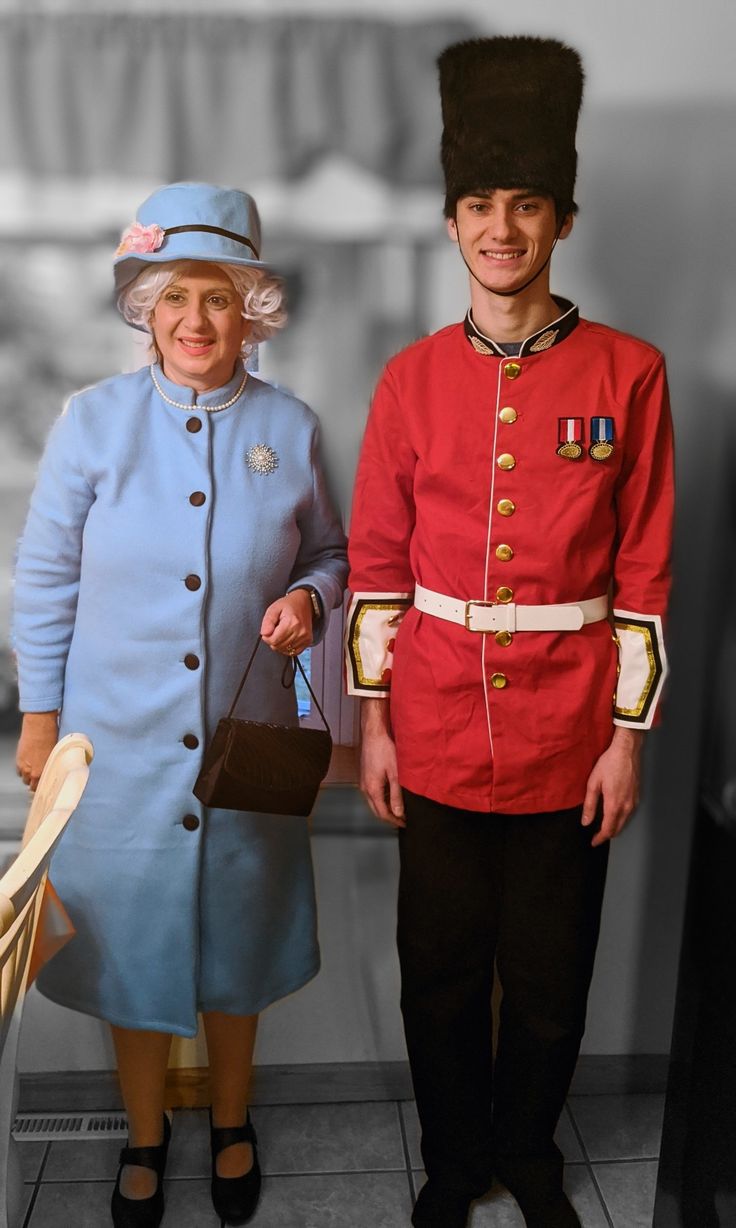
[397,790,609,1196]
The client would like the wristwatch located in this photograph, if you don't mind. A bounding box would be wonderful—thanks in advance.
[294,585,323,621]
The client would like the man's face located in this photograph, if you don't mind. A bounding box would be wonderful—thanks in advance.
[447,189,572,296]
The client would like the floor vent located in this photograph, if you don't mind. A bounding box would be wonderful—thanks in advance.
[13,1112,128,1141]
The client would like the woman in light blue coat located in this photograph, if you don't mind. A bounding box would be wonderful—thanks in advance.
[13,182,348,1228]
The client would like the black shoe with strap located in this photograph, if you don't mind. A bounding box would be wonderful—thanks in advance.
[111,1113,171,1228]
[210,1110,262,1226]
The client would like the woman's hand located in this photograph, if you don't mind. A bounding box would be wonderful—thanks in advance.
[16,712,59,791]
[260,590,313,656]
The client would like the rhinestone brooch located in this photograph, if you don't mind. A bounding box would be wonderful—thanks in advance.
[246,443,279,475]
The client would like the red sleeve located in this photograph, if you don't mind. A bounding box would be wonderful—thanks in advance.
[612,353,674,728]
[345,366,416,697]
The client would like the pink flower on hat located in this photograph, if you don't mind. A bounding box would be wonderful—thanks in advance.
[116,222,166,257]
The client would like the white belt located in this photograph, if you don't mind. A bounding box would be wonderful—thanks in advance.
[414,584,609,634]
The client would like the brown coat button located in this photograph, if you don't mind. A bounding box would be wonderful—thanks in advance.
[182,814,200,831]
[184,574,202,591]
[184,653,200,670]
[183,733,199,749]
[189,491,206,506]
[186,417,202,433]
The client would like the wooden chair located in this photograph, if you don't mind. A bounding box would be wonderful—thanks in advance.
[0,733,93,1228]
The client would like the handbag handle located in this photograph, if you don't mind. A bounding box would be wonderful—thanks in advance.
[226,635,331,733]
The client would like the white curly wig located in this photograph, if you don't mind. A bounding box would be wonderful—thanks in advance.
[117,260,287,352]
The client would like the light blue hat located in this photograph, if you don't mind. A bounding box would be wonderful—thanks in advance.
[113,181,269,300]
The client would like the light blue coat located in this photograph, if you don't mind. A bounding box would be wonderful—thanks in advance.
[13,362,348,1036]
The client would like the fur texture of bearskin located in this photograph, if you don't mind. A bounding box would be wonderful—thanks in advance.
[438,36,584,217]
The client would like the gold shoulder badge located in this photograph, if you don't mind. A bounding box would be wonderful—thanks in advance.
[529,329,559,353]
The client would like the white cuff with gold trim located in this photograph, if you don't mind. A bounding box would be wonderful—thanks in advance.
[613,609,668,729]
[345,592,412,697]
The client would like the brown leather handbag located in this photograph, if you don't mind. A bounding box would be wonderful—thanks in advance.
[193,637,332,816]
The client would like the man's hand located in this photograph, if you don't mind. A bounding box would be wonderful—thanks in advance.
[582,727,644,847]
[260,590,313,656]
[16,711,59,792]
[360,698,405,828]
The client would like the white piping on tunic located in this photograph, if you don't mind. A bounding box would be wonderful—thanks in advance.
[480,361,504,761]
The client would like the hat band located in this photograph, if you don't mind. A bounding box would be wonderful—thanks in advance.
[164,224,260,260]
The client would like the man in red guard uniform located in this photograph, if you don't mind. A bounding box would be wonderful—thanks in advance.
[346,36,673,1228]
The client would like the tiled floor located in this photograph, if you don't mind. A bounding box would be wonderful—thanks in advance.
[16,1093,664,1227]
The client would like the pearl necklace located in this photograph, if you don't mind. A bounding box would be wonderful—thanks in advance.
[150,366,248,413]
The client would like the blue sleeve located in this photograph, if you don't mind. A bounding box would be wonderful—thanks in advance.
[12,398,94,712]
[286,420,348,645]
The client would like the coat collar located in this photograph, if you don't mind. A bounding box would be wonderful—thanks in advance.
[150,360,247,411]
[463,296,579,358]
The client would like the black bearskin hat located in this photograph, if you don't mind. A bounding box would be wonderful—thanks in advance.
[438,36,584,218]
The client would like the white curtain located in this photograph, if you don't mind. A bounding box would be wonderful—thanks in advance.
[0,13,473,183]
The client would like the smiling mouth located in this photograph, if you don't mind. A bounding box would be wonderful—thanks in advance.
[178,337,215,351]
[481,250,525,262]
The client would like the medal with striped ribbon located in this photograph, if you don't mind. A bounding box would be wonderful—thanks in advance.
[556,417,584,460]
[589,417,614,461]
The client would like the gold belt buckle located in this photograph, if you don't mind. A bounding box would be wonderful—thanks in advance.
[464,599,496,632]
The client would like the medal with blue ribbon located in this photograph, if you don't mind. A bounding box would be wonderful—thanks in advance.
[589,417,614,461]
[557,417,584,459]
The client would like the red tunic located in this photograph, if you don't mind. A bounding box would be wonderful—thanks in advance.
[346,307,674,813]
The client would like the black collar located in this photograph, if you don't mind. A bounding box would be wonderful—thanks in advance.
[463,297,579,358]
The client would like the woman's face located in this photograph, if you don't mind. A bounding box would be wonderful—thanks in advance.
[151,261,249,391]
